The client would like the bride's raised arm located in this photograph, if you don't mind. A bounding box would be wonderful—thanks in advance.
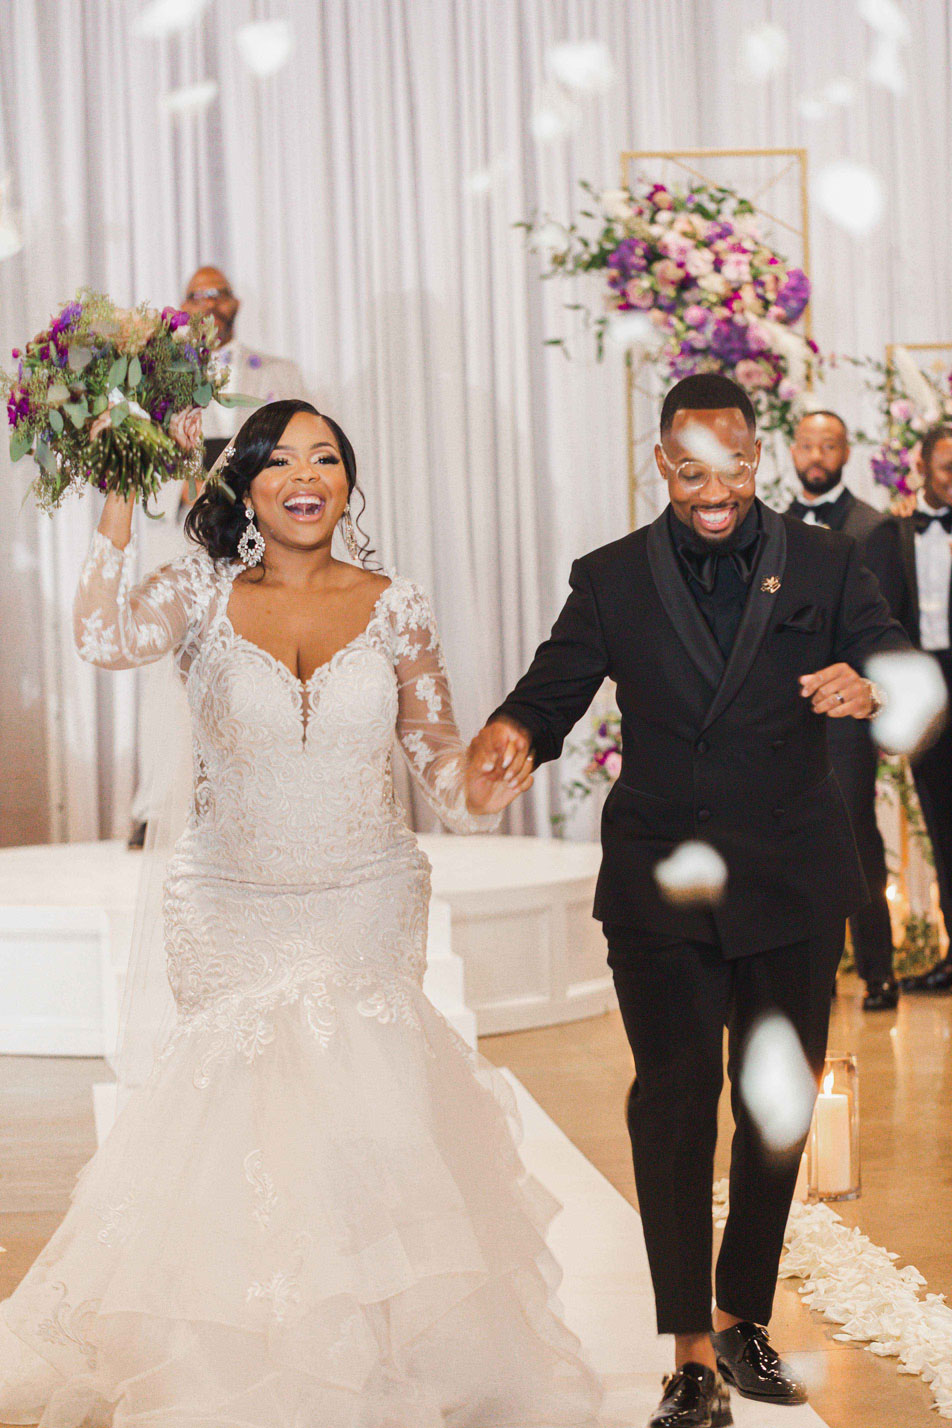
[74,490,213,670]
[389,581,505,835]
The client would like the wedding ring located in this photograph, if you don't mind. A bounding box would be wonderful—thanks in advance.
[835,692,845,704]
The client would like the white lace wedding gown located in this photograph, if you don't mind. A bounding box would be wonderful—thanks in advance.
[0,533,602,1428]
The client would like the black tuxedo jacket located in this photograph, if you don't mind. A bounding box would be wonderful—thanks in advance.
[493,501,909,957]
[863,514,924,645]
[786,487,885,545]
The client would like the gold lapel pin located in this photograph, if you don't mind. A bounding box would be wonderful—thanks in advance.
[761,575,781,594]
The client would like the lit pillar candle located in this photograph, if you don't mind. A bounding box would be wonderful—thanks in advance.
[815,1071,851,1196]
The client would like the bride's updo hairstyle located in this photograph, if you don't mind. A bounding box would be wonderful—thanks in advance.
[185,398,374,565]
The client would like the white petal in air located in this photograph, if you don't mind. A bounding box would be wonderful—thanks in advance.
[677,421,732,469]
[868,36,908,94]
[822,76,858,106]
[605,312,657,352]
[654,841,727,907]
[797,95,830,122]
[136,0,209,39]
[546,40,616,95]
[529,221,569,257]
[857,0,912,45]
[0,219,22,261]
[235,20,293,77]
[813,162,885,237]
[161,80,219,116]
[739,23,789,81]
[866,650,948,757]
[530,86,581,143]
[739,1014,817,1153]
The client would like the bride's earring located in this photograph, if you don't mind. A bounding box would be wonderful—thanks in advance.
[237,504,266,567]
[340,503,362,563]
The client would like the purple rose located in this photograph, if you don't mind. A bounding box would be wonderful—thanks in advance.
[248,353,262,369]
[50,302,82,338]
[775,268,810,322]
[161,306,191,331]
[710,319,751,366]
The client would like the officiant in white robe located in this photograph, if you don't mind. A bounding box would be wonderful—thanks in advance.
[129,266,306,838]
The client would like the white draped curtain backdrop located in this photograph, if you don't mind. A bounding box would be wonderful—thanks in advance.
[1,0,951,846]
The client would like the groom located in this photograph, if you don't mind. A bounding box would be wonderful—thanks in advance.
[470,374,908,1427]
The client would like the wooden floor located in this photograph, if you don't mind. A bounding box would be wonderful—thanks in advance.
[1,973,949,1427]
[482,972,952,1428]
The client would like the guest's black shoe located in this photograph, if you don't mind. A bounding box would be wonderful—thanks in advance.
[862,978,899,1011]
[647,1363,733,1426]
[711,1322,807,1405]
[900,956,952,993]
[127,821,148,851]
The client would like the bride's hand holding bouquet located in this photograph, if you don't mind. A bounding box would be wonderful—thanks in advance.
[2,289,253,514]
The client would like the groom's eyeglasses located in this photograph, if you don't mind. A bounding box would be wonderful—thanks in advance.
[660,454,756,490]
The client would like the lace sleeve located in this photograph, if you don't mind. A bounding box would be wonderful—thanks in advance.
[73,530,215,670]
[388,579,501,836]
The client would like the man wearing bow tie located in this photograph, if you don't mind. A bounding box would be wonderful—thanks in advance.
[866,425,952,994]
[469,374,908,1428]
[786,411,897,1011]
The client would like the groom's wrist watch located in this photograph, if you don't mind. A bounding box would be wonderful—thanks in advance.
[863,678,885,720]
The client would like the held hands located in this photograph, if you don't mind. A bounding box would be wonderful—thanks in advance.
[800,663,875,719]
[464,717,535,815]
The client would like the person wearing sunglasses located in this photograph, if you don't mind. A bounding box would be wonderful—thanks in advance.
[470,372,909,1428]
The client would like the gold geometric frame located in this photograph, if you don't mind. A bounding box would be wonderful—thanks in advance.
[620,148,812,529]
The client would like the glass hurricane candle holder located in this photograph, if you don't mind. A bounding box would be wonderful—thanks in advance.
[807,1053,860,1202]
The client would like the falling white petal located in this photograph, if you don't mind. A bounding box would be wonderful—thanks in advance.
[546,40,616,95]
[135,0,209,39]
[868,36,908,94]
[161,80,219,116]
[813,162,885,237]
[0,219,22,261]
[822,76,858,106]
[235,19,293,77]
[529,220,569,257]
[866,650,948,757]
[530,85,581,143]
[857,0,912,45]
[739,1014,817,1153]
[654,841,727,907]
[466,168,494,197]
[798,95,830,122]
[739,23,789,81]
[605,311,657,352]
[678,421,733,468]
[12,542,38,573]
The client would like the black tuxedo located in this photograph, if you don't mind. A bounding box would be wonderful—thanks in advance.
[864,515,952,937]
[492,500,908,1334]
[785,488,894,986]
[494,501,906,956]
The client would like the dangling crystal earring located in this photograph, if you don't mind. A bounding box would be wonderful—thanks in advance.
[340,503,363,563]
[237,504,266,567]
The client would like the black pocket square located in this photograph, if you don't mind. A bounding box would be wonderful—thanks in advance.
[778,605,826,635]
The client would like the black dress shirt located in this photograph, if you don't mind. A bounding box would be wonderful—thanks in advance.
[669,504,763,658]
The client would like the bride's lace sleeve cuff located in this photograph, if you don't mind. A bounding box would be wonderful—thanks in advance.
[390,580,501,836]
[74,529,213,670]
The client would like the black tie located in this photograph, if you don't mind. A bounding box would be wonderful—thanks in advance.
[677,534,762,595]
[913,508,952,535]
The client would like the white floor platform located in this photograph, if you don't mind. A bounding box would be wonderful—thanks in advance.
[506,1070,829,1427]
[0,836,616,1057]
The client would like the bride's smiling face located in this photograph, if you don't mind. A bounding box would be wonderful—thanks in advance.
[247,412,351,552]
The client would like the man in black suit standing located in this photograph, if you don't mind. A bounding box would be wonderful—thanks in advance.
[866,424,952,994]
[786,411,898,1010]
[470,375,908,1428]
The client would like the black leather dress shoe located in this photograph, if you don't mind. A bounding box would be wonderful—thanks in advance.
[900,957,952,993]
[863,978,899,1011]
[648,1363,733,1427]
[710,1322,806,1404]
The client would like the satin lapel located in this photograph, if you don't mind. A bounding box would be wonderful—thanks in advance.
[701,503,788,732]
[646,509,724,689]
[898,516,920,641]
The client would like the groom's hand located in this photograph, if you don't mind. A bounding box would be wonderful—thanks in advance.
[800,663,874,719]
[464,717,535,813]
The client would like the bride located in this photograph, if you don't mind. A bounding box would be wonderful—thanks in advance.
[0,400,603,1427]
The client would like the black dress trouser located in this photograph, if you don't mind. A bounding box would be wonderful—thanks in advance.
[826,720,895,985]
[605,924,843,1336]
[910,650,952,941]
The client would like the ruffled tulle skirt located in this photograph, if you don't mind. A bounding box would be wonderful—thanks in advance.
[0,984,602,1427]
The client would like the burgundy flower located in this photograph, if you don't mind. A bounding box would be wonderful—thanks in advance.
[161,306,191,331]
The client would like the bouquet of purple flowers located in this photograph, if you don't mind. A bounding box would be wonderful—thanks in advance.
[3,290,251,511]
